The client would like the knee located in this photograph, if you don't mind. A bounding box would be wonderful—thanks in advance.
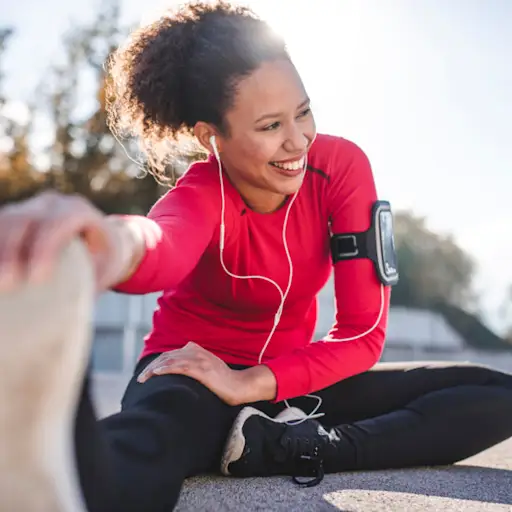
[122,372,225,412]
[456,363,512,388]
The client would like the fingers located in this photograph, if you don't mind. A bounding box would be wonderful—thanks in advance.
[137,353,167,383]
[135,346,238,405]
[153,361,190,376]
[0,194,54,290]
[0,215,37,290]
[137,344,208,383]
[25,196,101,282]
[137,353,187,383]
[0,192,104,292]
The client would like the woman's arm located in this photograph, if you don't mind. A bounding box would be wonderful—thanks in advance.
[262,139,390,402]
[112,171,218,294]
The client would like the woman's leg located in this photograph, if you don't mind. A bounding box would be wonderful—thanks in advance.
[311,361,512,468]
[309,360,512,425]
[223,360,512,482]
[76,355,249,512]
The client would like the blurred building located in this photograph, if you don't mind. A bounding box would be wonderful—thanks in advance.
[92,277,512,376]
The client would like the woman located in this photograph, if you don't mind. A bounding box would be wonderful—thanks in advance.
[0,2,511,511]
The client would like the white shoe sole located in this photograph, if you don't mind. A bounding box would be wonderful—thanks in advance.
[220,406,307,476]
[0,239,94,512]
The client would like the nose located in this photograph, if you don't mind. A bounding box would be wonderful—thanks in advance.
[283,124,310,154]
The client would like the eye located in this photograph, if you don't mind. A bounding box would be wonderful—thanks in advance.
[297,107,311,118]
[262,121,281,131]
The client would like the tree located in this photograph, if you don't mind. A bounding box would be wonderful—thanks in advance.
[389,212,512,349]
[0,28,12,103]
[391,211,477,310]
[0,28,44,205]
[39,0,147,211]
[1,3,208,212]
[3,0,201,214]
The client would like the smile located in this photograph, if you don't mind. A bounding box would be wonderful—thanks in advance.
[269,157,306,171]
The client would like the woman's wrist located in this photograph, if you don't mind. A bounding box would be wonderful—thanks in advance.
[236,364,278,404]
[105,215,146,287]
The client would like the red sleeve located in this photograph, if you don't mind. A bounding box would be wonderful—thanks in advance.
[113,170,218,294]
[265,140,390,402]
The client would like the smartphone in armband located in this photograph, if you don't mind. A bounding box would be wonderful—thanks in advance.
[330,200,399,286]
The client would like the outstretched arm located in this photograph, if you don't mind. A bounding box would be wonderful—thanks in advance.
[112,172,218,294]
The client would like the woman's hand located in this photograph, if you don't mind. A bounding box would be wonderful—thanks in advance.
[137,342,277,406]
[0,191,144,293]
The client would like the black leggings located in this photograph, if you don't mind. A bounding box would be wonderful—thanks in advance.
[76,356,512,512]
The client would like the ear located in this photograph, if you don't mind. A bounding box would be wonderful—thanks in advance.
[194,122,220,153]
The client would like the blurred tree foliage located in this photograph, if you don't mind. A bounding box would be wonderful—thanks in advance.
[0,1,203,214]
[391,212,511,349]
[391,211,476,311]
[0,28,45,202]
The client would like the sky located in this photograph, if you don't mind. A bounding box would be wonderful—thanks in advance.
[1,0,511,332]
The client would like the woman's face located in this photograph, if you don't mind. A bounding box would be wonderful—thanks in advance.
[213,59,317,213]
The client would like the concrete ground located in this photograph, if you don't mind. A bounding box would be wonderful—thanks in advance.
[92,373,512,512]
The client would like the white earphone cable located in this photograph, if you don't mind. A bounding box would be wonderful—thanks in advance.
[210,136,384,425]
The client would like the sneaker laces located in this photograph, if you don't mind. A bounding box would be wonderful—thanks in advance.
[279,430,328,488]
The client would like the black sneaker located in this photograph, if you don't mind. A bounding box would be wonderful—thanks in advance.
[221,406,342,487]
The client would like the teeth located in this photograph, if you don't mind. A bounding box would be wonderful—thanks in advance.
[271,157,305,171]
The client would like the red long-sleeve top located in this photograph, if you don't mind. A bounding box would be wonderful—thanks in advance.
[114,134,390,402]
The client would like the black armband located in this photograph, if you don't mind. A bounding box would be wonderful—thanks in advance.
[330,200,399,286]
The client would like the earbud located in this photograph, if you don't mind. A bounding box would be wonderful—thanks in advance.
[210,135,218,153]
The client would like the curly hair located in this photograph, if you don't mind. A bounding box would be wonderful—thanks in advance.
[106,1,289,180]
